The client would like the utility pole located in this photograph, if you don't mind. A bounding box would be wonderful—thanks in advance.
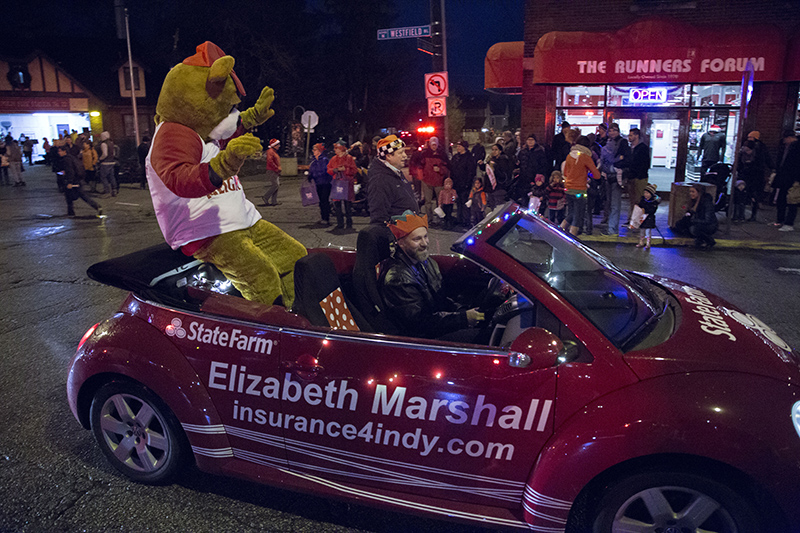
[430,0,449,149]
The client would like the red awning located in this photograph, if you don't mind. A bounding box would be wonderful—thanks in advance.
[485,41,524,94]
[533,18,786,84]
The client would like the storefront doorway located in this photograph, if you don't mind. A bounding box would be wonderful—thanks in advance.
[605,109,688,193]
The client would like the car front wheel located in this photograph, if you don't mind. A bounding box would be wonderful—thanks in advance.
[90,380,187,484]
[592,471,761,533]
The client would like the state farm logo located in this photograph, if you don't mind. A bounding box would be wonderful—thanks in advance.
[165,318,186,338]
[727,310,792,352]
[164,316,274,355]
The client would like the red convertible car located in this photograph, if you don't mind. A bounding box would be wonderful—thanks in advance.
[68,203,800,532]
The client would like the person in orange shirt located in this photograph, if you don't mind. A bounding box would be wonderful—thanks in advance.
[262,138,281,206]
[327,141,358,229]
[561,133,600,236]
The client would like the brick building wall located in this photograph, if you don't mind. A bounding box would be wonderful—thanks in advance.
[522,0,800,159]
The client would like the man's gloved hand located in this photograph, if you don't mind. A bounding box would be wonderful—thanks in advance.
[209,133,263,182]
[239,86,276,130]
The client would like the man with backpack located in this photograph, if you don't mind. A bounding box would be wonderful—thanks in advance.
[58,145,102,217]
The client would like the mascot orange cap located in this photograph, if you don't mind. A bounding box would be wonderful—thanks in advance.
[182,41,246,96]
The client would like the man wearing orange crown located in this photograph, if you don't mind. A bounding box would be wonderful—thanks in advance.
[379,211,484,340]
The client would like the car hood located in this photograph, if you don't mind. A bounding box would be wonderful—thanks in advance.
[624,275,800,382]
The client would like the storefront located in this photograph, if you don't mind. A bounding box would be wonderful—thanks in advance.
[531,18,786,188]
[486,18,795,192]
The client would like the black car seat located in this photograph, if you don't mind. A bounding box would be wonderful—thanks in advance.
[352,225,400,335]
[292,252,373,332]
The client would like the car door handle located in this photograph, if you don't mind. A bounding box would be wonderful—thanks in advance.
[283,354,324,380]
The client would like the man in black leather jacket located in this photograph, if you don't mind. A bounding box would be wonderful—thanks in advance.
[379,211,483,339]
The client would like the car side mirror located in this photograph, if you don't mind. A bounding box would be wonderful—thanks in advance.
[507,327,565,369]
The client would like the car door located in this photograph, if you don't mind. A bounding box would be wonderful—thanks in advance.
[277,327,557,509]
[165,308,286,470]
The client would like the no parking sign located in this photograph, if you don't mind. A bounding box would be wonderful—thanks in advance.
[428,97,446,117]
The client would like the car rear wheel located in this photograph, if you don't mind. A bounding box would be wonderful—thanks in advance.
[592,471,761,533]
[90,381,187,484]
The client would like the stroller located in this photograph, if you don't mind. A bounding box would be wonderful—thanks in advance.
[703,162,731,212]
[350,167,369,216]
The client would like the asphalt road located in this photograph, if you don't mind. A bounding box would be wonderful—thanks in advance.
[1,165,798,533]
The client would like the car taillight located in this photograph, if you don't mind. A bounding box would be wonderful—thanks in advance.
[77,323,100,351]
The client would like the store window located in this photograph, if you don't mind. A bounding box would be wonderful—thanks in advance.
[556,109,605,136]
[691,85,741,107]
[686,109,739,180]
[556,86,605,107]
[607,85,690,107]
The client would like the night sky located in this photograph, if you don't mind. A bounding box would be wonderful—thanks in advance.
[1,0,524,138]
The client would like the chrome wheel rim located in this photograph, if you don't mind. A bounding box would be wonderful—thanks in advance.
[612,485,738,533]
[99,393,170,473]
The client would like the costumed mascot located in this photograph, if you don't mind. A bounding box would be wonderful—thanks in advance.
[146,41,307,307]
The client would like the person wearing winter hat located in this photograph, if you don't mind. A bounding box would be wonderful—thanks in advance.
[263,138,281,206]
[379,210,484,340]
[634,182,659,249]
[327,141,358,229]
[366,135,418,225]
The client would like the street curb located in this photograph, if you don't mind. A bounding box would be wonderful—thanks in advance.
[579,233,800,251]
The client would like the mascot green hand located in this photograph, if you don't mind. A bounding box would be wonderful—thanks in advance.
[240,86,276,130]
[210,133,263,180]
[145,41,307,308]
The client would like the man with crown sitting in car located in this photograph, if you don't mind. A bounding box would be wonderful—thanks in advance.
[379,210,486,341]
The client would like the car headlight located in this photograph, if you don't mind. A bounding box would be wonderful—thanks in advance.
[793,401,800,439]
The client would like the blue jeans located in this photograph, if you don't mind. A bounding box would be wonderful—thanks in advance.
[607,181,623,234]
[99,164,117,195]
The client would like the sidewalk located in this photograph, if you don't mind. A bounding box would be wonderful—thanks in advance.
[10,163,800,252]
[579,199,800,251]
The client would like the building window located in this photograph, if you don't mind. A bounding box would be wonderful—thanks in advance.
[7,64,32,90]
[556,86,605,107]
[123,67,140,91]
[691,84,741,107]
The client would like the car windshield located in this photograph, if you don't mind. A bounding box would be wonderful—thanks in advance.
[486,211,663,348]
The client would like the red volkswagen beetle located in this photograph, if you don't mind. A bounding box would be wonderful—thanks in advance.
[67,203,800,532]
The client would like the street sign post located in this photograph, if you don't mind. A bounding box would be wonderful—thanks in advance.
[424,71,448,98]
[301,110,319,164]
[428,97,446,117]
[377,25,431,41]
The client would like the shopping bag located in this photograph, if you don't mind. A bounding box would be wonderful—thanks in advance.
[629,205,646,229]
[433,206,446,218]
[330,178,353,201]
[528,196,541,212]
[300,180,318,206]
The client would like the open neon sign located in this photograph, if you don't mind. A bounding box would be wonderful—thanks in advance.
[629,88,668,104]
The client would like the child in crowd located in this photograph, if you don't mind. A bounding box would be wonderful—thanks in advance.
[545,171,566,224]
[466,177,487,225]
[528,173,548,216]
[437,178,458,229]
[636,183,660,249]
[732,179,748,222]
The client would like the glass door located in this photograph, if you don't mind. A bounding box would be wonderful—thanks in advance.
[606,108,689,189]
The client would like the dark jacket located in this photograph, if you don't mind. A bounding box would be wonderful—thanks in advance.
[489,153,513,193]
[637,195,660,229]
[60,153,84,200]
[691,192,718,233]
[620,142,650,180]
[379,250,468,338]
[450,151,476,193]
[518,144,549,183]
[367,158,419,225]
[774,140,800,189]
[308,153,331,185]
